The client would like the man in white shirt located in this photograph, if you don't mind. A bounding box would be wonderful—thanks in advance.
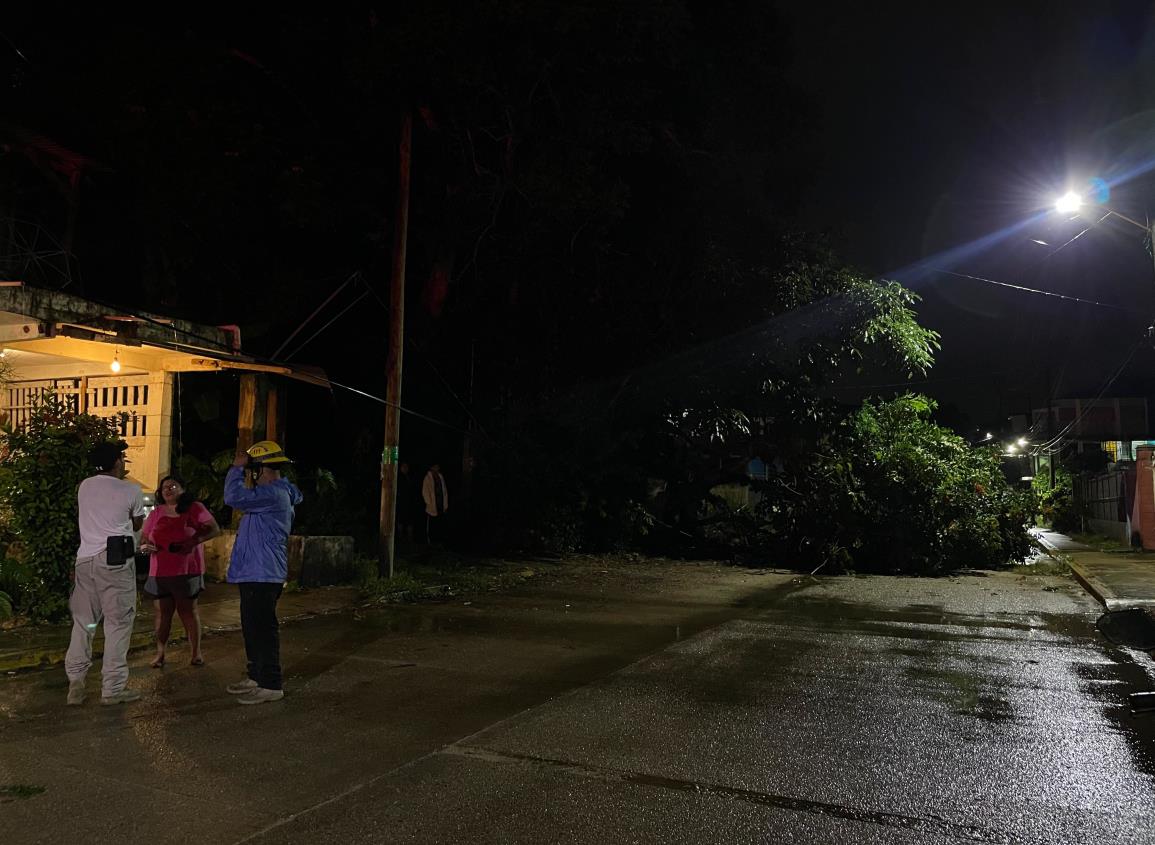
[65,440,146,706]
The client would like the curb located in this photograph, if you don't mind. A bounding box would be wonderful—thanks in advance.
[1,629,156,675]
[1059,553,1155,611]
[1031,533,1155,611]
[1067,559,1120,610]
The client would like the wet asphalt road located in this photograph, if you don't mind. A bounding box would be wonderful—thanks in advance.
[2,561,1154,844]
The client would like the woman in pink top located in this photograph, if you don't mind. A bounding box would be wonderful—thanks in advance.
[139,476,222,667]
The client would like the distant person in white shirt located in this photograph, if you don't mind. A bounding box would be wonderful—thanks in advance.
[65,440,146,706]
[422,463,449,545]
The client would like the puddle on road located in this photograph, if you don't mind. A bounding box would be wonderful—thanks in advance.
[779,592,1155,782]
[277,577,814,685]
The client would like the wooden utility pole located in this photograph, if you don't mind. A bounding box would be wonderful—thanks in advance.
[265,383,279,445]
[237,373,258,452]
[378,108,413,578]
[234,373,259,529]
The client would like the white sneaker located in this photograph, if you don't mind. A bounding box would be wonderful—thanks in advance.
[237,687,284,705]
[226,678,259,695]
[66,680,86,706]
[100,689,142,705]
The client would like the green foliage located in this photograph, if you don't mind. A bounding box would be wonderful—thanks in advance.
[0,397,125,620]
[173,449,235,521]
[469,260,943,559]
[1034,467,1080,533]
[0,784,47,800]
[0,589,12,621]
[359,570,428,603]
[750,395,1036,574]
[292,467,371,544]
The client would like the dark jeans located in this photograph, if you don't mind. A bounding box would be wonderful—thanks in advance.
[238,582,284,690]
[425,513,447,545]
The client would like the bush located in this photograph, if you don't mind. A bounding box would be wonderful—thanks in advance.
[291,466,372,544]
[752,395,1035,574]
[1034,467,1080,533]
[172,449,235,523]
[0,397,125,620]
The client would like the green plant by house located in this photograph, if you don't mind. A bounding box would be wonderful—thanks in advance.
[172,448,235,521]
[0,396,125,621]
[1033,466,1079,533]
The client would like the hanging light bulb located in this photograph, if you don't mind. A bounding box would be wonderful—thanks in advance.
[110,349,121,373]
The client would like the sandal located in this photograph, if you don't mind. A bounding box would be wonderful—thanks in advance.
[190,657,205,667]
[150,656,166,669]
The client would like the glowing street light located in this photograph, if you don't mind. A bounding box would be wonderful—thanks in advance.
[1017,437,1028,447]
[1054,191,1083,214]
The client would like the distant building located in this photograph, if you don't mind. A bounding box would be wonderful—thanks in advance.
[1012,396,1154,463]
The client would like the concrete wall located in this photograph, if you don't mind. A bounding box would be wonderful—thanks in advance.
[1132,447,1155,550]
[202,530,356,586]
[1086,517,1130,544]
[287,535,358,586]
[202,531,238,581]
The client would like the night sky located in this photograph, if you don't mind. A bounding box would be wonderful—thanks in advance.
[780,2,1155,430]
[4,4,1155,444]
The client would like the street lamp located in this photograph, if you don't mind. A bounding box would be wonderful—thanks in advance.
[1054,191,1083,214]
[1051,185,1151,240]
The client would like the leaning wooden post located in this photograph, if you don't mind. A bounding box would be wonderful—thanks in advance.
[378,108,412,579]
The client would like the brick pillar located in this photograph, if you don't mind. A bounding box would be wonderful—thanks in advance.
[1132,446,1155,549]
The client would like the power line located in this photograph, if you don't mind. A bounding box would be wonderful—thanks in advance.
[1034,324,1151,454]
[272,271,359,359]
[325,378,473,436]
[283,289,370,361]
[30,287,476,438]
[927,267,1130,311]
[357,275,493,441]
[1036,212,1113,264]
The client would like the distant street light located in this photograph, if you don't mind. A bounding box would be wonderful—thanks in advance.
[1055,191,1083,214]
[1017,437,1028,446]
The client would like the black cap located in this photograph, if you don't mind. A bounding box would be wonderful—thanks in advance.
[90,441,128,472]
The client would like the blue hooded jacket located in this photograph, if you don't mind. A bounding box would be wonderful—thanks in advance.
[224,466,303,583]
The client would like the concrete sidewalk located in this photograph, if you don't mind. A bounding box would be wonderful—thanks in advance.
[0,582,359,673]
[1035,529,1155,610]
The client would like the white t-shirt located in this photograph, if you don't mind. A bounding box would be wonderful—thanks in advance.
[76,474,146,559]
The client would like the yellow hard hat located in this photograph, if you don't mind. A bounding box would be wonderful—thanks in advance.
[246,440,291,465]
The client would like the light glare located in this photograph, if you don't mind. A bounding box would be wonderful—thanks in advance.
[1055,191,1083,214]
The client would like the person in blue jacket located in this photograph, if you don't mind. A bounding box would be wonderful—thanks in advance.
[222,440,302,705]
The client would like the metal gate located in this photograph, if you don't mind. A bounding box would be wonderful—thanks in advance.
[1076,469,1134,543]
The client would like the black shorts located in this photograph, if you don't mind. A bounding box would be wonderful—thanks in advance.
[144,575,205,600]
